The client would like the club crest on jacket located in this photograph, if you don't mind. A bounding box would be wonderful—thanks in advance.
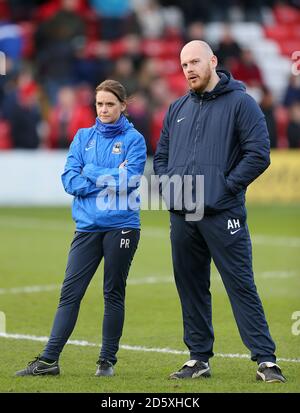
[112,142,122,154]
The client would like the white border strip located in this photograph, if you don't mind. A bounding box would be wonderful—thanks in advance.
[0,332,299,363]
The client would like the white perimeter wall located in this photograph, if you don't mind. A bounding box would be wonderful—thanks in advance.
[0,151,71,205]
[0,151,154,206]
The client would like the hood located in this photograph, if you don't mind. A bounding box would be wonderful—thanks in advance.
[95,114,133,139]
[190,70,246,101]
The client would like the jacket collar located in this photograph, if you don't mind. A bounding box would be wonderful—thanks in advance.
[189,70,245,101]
[95,114,132,138]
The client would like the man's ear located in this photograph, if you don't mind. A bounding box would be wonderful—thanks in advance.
[211,55,218,69]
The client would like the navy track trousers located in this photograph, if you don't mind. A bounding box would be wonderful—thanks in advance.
[170,205,276,364]
[42,229,140,364]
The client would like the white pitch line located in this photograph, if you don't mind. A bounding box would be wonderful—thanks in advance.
[0,271,297,296]
[252,235,300,248]
[0,216,300,247]
[0,278,174,295]
[0,284,60,295]
[0,332,299,364]
[259,270,298,279]
[127,276,174,285]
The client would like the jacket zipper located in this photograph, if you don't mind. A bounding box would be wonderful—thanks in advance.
[191,97,203,175]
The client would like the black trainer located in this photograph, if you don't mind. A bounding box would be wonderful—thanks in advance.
[15,356,60,377]
[256,362,286,383]
[95,358,114,377]
[169,360,211,379]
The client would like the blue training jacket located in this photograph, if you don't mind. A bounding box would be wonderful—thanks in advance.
[62,115,147,231]
[153,70,270,214]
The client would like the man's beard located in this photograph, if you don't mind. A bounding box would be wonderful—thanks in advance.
[189,65,212,93]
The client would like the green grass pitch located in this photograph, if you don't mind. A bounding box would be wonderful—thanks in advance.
[0,205,299,393]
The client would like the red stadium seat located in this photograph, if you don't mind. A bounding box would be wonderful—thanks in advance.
[278,39,300,57]
[273,4,300,25]
[265,25,293,41]
[142,39,182,58]
[264,23,300,42]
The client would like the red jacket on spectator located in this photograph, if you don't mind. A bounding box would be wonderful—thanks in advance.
[47,104,94,149]
[231,49,263,88]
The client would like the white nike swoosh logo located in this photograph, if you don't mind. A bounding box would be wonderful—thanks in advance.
[85,146,94,151]
[177,117,185,123]
[192,367,210,378]
[230,228,241,235]
[32,366,57,375]
[121,230,132,234]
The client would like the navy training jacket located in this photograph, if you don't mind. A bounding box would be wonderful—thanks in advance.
[153,70,270,214]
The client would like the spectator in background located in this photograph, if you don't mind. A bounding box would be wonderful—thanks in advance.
[135,0,184,39]
[209,0,232,22]
[75,82,95,109]
[120,34,144,70]
[34,0,86,104]
[231,48,264,88]
[240,0,264,22]
[135,0,165,38]
[2,66,41,149]
[162,4,184,39]
[8,81,41,149]
[148,76,175,153]
[283,74,300,108]
[34,0,90,22]
[287,102,300,148]
[0,0,298,154]
[46,86,94,148]
[8,0,38,20]
[215,25,242,71]
[138,57,161,90]
[184,21,206,43]
[127,91,152,154]
[72,42,113,88]
[0,0,10,20]
[260,85,278,148]
[89,0,135,40]
[174,0,212,24]
[0,17,23,74]
[110,56,139,96]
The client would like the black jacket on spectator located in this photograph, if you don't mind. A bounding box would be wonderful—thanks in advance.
[287,121,300,148]
[10,104,40,149]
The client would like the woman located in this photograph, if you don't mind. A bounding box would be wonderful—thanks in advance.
[16,80,147,377]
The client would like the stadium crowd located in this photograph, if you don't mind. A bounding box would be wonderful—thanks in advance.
[0,0,300,152]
